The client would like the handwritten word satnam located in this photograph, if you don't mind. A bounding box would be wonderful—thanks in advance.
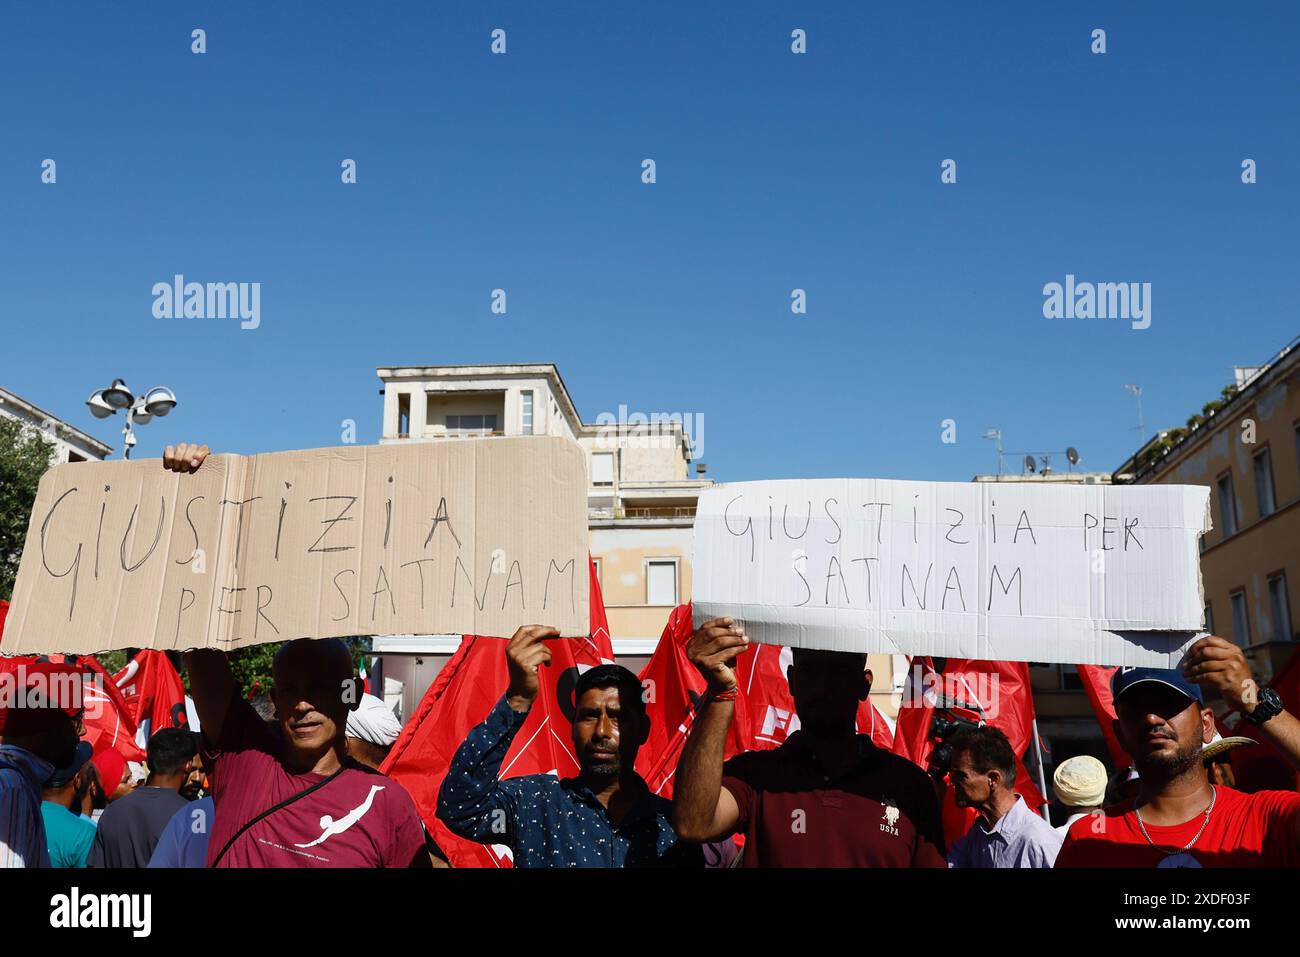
[692,479,1212,669]
[3,439,591,656]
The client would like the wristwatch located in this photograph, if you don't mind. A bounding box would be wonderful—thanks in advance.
[1243,687,1284,726]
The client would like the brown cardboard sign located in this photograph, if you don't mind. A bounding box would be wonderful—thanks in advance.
[2,438,590,654]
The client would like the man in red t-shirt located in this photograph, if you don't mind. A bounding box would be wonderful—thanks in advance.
[165,443,428,868]
[1056,636,1300,868]
[671,617,945,867]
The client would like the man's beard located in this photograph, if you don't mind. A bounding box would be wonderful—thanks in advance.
[587,761,620,778]
[1139,732,1201,779]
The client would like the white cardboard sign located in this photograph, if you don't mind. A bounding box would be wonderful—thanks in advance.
[692,479,1211,667]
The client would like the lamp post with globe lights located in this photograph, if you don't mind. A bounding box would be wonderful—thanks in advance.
[86,379,177,459]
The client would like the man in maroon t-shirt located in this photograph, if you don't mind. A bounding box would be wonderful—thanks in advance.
[1057,636,1300,868]
[672,617,945,867]
[165,443,428,868]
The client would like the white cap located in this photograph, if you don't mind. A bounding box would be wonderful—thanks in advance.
[1053,754,1108,807]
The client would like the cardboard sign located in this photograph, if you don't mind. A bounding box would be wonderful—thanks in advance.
[692,479,1212,668]
[2,438,590,655]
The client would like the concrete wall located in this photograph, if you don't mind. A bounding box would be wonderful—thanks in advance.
[591,525,695,637]
[380,372,574,441]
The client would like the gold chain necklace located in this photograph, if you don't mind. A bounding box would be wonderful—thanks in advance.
[1134,786,1217,855]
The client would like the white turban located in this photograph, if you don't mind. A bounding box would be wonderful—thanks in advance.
[1053,755,1108,807]
[345,693,402,747]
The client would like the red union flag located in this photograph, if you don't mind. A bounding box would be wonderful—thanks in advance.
[1076,664,1126,768]
[380,557,614,868]
[636,604,750,797]
[4,652,147,763]
[738,643,895,751]
[113,650,189,747]
[893,656,1046,844]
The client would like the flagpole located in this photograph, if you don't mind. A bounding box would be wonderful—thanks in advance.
[1031,718,1050,821]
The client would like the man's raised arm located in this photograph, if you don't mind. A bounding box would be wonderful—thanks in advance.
[183,650,235,746]
[1184,635,1300,854]
[1184,635,1300,773]
[671,617,748,843]
[163,443,233,742]
[437,625,557,843]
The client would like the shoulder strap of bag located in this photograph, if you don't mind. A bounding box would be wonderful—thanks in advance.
[209,764,348,868]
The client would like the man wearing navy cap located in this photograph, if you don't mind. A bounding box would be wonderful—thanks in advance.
[1057,635,1300,867]
[40,741,99,868]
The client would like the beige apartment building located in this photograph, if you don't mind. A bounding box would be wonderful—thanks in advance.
[371,363,711,717]
[1115,334,1300,684]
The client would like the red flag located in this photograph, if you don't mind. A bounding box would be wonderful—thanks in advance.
[635,604,755,797]
[858,696,895,750]
[1076,664,1127,769]
[4,652,147,762]
[893,656,1046,844]
[114,650,189,747]
[380,556,615,868]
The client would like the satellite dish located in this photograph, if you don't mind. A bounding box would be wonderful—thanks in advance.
[1024,455,1037,473]
[1066,446,1080,465]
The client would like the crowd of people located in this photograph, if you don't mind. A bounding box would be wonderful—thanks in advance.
[2,442,1298,869]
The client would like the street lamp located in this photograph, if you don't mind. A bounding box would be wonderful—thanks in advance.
[86,380,178,459]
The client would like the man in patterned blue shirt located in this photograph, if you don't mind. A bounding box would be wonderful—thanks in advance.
[438,625,702,868]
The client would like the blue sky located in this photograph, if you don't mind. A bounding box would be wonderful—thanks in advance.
[2,1,1296,481]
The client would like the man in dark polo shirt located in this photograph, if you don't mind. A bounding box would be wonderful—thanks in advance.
[673,617,945,867]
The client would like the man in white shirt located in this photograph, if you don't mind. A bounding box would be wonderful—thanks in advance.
[946,725,1064,868]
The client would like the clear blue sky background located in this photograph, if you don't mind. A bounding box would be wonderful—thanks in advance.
[2,1,1296,481]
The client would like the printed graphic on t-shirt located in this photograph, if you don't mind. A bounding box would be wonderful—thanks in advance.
[295,785,384,849]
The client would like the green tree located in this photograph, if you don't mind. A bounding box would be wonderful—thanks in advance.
[0,417,58,601]
[213,637,373,700]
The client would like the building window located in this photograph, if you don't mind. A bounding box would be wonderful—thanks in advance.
[398,393,410,438]
[1060,664,1083,691]
[1229,589,1251,646]
[1217,472,1238,537]
[1268,573,1293,642]
[1205,602,1214,635]
[446,414,497,435]
[1253,447,1276,518]
[521,392,534,435]
[591,452,615,487]
[646,560,678,606]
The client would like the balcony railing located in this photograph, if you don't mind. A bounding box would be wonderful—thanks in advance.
[589,505,698,520]
[423,429,507,439]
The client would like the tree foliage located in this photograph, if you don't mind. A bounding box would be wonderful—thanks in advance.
[0,417,57,601]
